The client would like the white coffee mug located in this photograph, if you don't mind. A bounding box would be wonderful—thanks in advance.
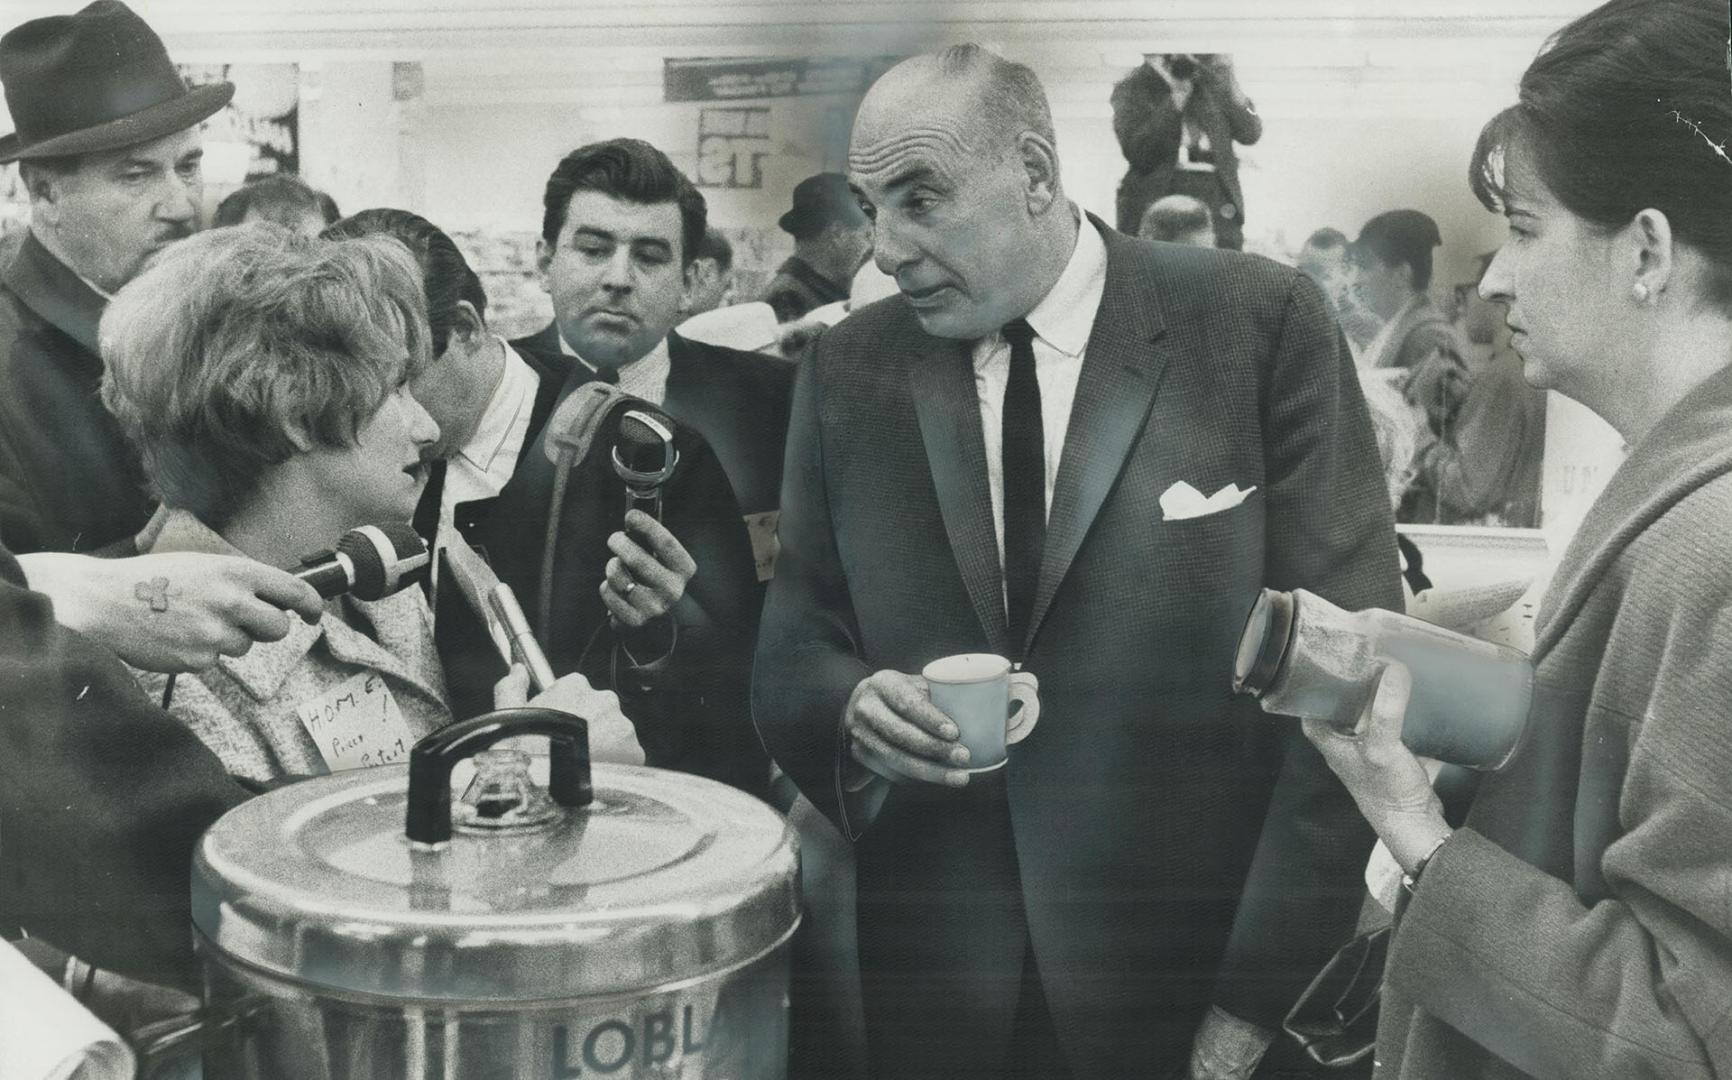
[922,653,1041,772]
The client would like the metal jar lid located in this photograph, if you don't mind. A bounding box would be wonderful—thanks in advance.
[1232,588,1296,698]
[191,710,800,1003]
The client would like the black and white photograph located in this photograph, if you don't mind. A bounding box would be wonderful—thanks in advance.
[0,1,1728,1077]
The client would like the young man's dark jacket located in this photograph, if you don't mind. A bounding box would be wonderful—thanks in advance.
[448,356,771,798]
[511,325,796,520]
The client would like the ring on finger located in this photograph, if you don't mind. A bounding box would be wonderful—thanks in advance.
[620,578,637,596]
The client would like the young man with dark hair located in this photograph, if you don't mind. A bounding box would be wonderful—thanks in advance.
[513,137,795,542]
[498,140,790,798]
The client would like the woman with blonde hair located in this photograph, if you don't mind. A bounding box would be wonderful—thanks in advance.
[102,224,638,782]
[101,225,448,782]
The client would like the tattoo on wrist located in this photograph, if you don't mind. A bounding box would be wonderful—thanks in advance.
[134,576,180,612]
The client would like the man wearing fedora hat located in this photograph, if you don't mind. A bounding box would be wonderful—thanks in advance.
[762,172,874,325]
[0,0,230,555]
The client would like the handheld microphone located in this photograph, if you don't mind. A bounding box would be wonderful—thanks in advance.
[292,524,430,601]
[611,409,680,521]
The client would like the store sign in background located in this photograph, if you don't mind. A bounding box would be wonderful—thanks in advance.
[664,56,902,102]
[696,107,771,189]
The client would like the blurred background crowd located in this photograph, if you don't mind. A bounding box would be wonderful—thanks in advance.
[0,0,1622,542]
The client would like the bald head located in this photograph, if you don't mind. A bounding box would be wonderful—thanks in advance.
[854,46,1055,168]
[848,45,1075,340]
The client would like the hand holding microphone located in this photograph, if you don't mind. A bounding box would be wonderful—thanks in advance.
[612,409,679,521]
[538,393,698,631]
[600,509,696,628]
[290,523,429,601]
[20,550,325,674]
[603,407,695,628]
[20,525,424,676]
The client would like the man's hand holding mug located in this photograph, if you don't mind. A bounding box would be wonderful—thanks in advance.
[846,654,1039,787]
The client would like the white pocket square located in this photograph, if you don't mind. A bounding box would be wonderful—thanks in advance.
[1160,481,1257,521]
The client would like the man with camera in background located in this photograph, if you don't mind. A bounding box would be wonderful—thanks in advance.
[1111,52,1261,250]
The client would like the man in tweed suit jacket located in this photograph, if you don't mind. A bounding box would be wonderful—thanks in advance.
[753,47,1401,1079]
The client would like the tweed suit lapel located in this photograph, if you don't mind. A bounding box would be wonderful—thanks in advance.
[1025,228,1169,653]
[909,331,1014,655]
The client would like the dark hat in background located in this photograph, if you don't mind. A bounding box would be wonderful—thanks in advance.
[0,0,233,164]
[778,172,868,238]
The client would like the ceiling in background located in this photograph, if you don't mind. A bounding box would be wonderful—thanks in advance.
[2,1,1598,57]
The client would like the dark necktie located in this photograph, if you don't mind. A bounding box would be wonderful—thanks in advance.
[1001,318,1044,657]
[411,457,448,608]
[593,364,620,385]
[412,458,447,553]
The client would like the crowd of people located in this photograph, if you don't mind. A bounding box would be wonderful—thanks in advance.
[1146,206,1545,531]
[1,0,1729,1078]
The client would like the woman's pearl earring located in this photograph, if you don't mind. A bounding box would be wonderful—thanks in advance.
[1633,282,1651,303]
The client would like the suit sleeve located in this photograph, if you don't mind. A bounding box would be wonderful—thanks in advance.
[632,434,771,799]
[1219,82,1263,145]
[1210,272,1400,1027]
[1391,553,1732,1078]
[0,545,249,991]
[1111,74,1183,172]
[0,484,41,555]
[0,311,40,554]
[0,413,45,555]
[752,346,874,833]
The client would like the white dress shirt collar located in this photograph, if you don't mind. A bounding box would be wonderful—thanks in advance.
[430,338,540,607]
[970,210,1111,570]
[448,336,538,501]
[1020,209,1109,357]
[558,326,672,406]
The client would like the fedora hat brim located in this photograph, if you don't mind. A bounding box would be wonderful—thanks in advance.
[0,81,232,164]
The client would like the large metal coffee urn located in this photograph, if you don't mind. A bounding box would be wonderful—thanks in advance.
[187,710,800,1079]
